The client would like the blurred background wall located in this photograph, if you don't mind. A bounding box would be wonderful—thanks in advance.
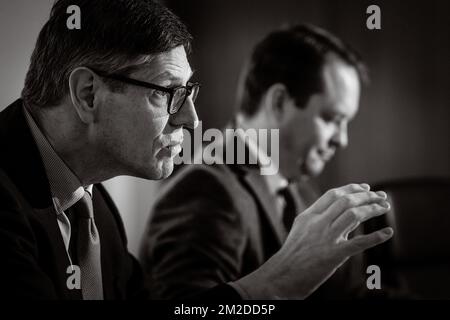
[166,0,450,189]
[1,0,449,257]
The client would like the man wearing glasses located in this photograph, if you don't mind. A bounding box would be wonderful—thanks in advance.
[0,0,199,299]
[0,0,392,300]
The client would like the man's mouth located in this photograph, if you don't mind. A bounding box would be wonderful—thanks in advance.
[318,149,334,162]
[162,143,182,157]
[159,131,184,157]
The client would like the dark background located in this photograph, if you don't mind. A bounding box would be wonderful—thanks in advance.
[165,0,450,190]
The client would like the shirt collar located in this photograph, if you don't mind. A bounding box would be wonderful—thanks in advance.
[23,104,92,214]
[235,126,288,196]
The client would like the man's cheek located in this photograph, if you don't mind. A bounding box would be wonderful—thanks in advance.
[149,114,170,136]
[145,116,168,145]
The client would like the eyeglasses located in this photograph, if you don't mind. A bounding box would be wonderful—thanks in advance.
[89,67,200,115]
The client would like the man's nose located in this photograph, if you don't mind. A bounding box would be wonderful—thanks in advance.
[170,97,199,130]
[331,122,348,149]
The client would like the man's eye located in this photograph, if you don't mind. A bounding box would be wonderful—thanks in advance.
[321,113,337,123]
[148,90,169,107]
[152,89,168,97]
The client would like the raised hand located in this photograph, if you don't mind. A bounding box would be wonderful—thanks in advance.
[234,183,393,299]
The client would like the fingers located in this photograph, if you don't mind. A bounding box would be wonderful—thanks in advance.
[331,201,391,236]
[342,227,394,257]
[309,183,371,213]
[324,190,387,222]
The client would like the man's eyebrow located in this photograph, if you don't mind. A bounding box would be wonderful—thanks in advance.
[152,69,196,83]
[323,108,347,120]
[335,109,356,121]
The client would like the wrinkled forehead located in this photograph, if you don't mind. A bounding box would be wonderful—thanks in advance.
[131,46,193,84]
[321,55,361,119]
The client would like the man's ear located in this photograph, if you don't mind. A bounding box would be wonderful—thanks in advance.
[263,83,292,123]
[68,67,99,124]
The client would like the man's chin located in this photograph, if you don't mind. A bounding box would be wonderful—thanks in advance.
[159,159,175,179]
[135,159,175,180]
[302,159,325,177]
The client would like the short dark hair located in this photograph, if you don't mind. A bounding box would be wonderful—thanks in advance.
[22,0,192,109]
[239,24,368,117]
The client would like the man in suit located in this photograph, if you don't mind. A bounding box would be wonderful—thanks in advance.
[141,24,391,299]
[0,0,200,300]
[1,0,392,300]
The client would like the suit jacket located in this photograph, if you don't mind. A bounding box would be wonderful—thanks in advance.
[141,133,366,299]
[141,162,276,299]
[0,99,150,299]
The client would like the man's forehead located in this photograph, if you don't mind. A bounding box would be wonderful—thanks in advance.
[320,57,360,118]
[133,46,192,82]
[322,57,359,94]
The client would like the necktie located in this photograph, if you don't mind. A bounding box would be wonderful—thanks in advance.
[71,191,104,300]
[278,185,298,231]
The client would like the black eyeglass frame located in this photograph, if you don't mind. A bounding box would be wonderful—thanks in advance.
[89,67,200,115]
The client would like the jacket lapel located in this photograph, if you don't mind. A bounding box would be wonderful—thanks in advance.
[220,124,288,246]
[0,99,81,299]
[32,204,82,299]
[242,169,288,246]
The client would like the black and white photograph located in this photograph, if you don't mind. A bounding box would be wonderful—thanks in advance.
[0,0,449,313]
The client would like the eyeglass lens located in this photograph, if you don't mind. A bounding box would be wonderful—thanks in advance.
[169,84,200,114]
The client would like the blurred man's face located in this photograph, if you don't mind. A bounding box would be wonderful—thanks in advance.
[279,57,360,180]
[95,46,198,180]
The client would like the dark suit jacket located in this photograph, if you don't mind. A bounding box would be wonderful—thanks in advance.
[0,99,149,299]
[141,137,366,299]
[141,162,281,299]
